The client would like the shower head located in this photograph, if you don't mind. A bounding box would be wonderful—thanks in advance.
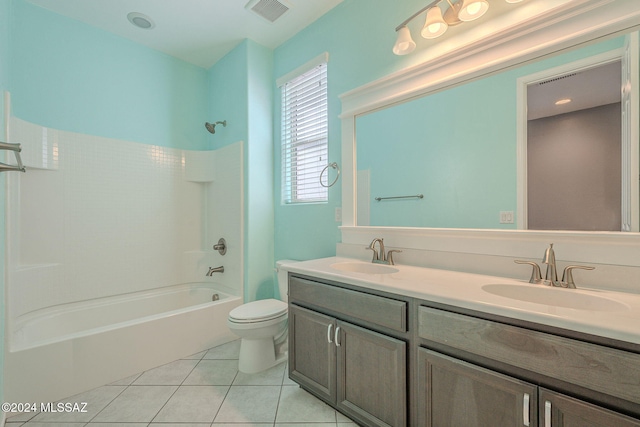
[205,120,227,134]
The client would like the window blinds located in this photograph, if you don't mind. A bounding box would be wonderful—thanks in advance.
[281,61,328,204]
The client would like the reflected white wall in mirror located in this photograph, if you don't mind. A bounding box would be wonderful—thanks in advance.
[523,58,622,231]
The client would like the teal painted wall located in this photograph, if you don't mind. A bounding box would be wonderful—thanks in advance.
[0,0,9,405]
[10,0,208,150]
[358,73,516,229]
[207,40,275,301]
[357,36,624,228]
[246,41,275,300]
[272,0,432,263]
[207,41,249,150]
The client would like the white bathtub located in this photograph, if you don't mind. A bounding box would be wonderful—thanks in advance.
[5,282,242,404]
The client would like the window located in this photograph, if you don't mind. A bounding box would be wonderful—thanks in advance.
[280,54,328,204]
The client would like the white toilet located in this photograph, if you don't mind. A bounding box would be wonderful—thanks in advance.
[227,260,295,373]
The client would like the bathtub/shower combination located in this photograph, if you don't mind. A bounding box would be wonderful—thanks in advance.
[5,282,242,404]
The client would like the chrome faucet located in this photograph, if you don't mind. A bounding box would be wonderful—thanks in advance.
[542,243,560,286]
[366,238,402,265]
[515,243,594,288]
[206,266,224,276]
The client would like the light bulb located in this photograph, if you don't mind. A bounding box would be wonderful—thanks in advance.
[393,26,416,55]
[458,0,489,22]
[421,6,448,39]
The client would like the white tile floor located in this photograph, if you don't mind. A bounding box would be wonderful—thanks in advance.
[6,340,358,427]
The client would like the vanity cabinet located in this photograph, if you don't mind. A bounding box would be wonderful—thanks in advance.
[416,348,640,427]
[416,304,640,427]
[288,275,408,427]
[417,348,537,426]
[286,270,640,427]
[539,388,640,427]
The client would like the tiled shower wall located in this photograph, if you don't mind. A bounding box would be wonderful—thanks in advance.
[6,117,243,323]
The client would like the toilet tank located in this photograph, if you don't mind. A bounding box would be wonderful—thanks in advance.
[276,260,297,303]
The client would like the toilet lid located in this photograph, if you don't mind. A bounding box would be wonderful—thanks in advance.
[229,299,287,323]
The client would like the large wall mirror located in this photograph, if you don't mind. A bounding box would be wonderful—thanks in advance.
[355,31,639,232]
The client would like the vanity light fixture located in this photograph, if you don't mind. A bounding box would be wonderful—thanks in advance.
[393,0,525,55]
[555,98,572,105]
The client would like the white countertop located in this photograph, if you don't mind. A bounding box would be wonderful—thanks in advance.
[283,257,640,345]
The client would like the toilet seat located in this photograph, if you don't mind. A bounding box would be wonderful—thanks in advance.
[228,299,287,323]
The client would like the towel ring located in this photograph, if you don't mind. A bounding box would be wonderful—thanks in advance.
[320,162,340,188]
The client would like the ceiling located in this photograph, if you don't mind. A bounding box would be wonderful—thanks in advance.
[528,60,622,120]
[24,0,343,69]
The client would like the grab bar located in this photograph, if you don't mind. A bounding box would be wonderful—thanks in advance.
[375,194,423,202]
[0,141,25,173]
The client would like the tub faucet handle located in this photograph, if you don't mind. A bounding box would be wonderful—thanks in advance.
[213,238,227,255]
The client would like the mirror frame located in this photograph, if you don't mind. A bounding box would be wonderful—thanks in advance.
[339,0,640,267]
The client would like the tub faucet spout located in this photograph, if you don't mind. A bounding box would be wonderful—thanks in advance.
[206,266,224,276]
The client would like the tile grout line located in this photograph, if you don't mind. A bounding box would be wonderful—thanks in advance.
[145,347,221,425]
[272,360,290,426]
[84,376,139,425]
[86,348,206,426]
[209,359,241,425]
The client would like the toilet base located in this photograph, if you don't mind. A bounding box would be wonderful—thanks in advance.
[238,337,287,374]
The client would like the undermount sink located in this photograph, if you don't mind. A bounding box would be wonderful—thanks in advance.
[482,284,629,312]
[330,262,399,275]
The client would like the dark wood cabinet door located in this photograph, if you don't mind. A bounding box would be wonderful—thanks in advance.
[417,348,537,427]
[336,320,407,427]
[540,388,640,427]
[288,304,336,404]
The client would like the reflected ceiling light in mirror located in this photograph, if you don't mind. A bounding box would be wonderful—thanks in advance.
[555,98,572,105]
[393,0,525,55]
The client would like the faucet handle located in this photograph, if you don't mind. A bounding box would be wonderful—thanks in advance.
[386,249,402,265]
[365,246,379,262]
[514,260,543,284]
[561,265,595,289]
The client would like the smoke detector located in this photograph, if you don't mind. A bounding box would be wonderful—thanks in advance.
[245,0,292,23]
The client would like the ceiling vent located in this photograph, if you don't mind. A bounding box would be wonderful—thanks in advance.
[245,0,291,23]
[538,73,578,86]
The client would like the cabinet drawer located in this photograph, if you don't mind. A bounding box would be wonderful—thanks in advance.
[289,276,407,332]
[418,306,640,406]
